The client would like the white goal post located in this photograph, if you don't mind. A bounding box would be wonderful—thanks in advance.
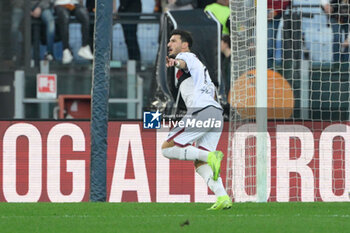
[255,0,268,203]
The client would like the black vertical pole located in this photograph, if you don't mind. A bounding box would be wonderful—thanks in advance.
[90,0,113,202]
[24,0,31,70]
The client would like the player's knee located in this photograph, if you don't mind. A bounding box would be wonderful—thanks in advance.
[161,140,175,149]
[194,160,207,168]
[161,140,175,159]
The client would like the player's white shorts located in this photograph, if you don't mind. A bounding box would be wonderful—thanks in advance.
[166,106,223,152]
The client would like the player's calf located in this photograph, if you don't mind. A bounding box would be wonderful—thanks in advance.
[194,160,207,168]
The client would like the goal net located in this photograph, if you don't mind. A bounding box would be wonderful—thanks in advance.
[227,0,350,202]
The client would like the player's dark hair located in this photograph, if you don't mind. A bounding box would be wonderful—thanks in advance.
[170,29,193,49]
[221,35,231,48]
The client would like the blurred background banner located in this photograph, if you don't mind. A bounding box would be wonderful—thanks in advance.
[0,121,348,202]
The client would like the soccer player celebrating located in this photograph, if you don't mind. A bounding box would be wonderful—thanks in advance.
[161,29,232,210]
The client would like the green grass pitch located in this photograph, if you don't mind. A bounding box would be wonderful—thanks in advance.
[0,202,349,232]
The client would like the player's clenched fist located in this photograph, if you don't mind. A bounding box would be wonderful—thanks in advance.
[166,56,179,68]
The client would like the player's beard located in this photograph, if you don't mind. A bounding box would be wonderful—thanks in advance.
[168,46,181,58]
[168,54,176,59]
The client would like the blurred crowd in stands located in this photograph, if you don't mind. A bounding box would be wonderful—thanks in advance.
[9,0,219,64]
[321,0,349,63]
[8,0,350,84]
[4,0,350,120]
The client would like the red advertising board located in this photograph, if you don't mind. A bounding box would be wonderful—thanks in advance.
[0,121,349,202]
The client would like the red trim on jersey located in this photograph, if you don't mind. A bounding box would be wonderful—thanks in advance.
[198,146,210,151]
[176,70,183,80]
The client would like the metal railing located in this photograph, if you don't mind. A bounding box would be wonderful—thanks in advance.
[14,60,143,119]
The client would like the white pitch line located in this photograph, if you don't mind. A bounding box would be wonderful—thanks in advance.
[0,214,349,219]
